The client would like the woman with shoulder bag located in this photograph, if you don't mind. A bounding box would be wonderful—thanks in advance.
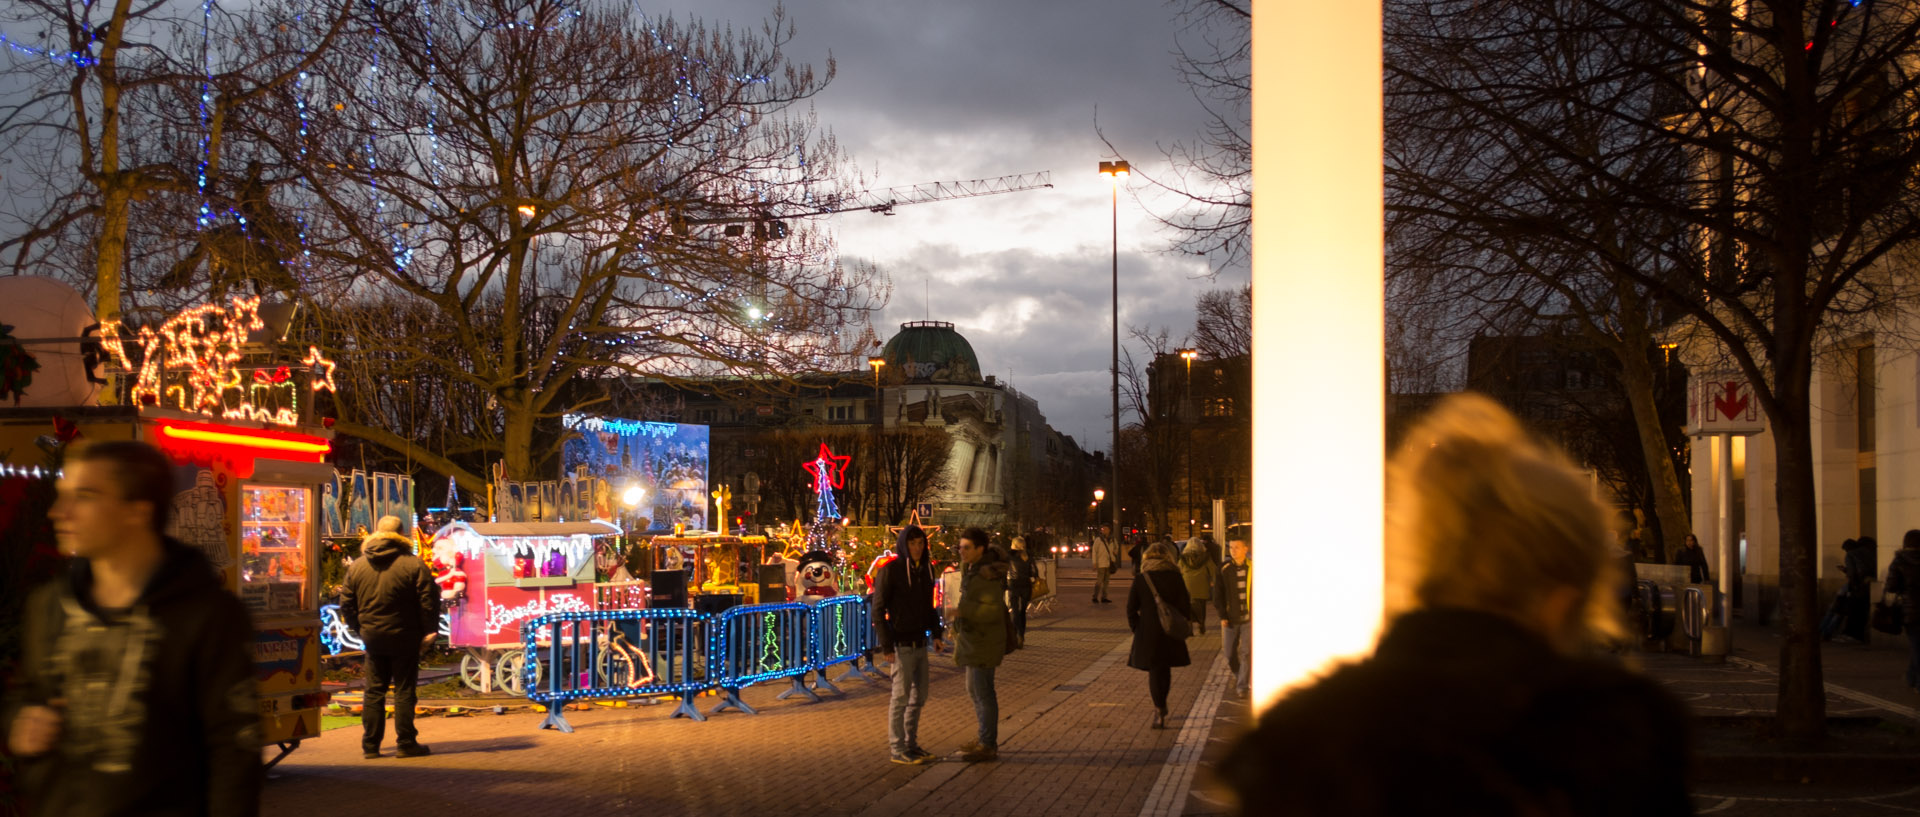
[1128,540,1192,729]
[1884,531,1920,693]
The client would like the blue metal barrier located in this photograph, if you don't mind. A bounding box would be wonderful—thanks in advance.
[522,608,712,732]
[709,602,818,714]
[816,595,884,686]
[521,596,873,730]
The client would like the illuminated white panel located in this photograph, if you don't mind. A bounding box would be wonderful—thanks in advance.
[1250,3,1385,708]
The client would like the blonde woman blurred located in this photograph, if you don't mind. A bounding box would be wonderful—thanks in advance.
[1223,393,1690,816]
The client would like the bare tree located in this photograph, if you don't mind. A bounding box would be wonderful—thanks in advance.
[241,0,881,489]
[873,426,953,526]
[1386,0,1920,739]
[0,0,350,329]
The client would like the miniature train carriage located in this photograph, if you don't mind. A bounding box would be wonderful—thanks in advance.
[435,520,621,692]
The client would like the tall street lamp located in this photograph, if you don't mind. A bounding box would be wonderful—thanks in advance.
[1178,348,1199,535]
[869,355,886,524]
[1099,160,1128,542]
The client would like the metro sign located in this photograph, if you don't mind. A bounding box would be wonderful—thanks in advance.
[1686,374,1765,436]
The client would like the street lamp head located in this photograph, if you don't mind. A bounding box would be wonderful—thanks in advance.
[1097,160,1130,179]
[1178,348,1199,362]
[868,356,885,371]
[1093,488,1106,502]
[516,204,537,218]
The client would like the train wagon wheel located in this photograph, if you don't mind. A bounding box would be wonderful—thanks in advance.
[495,650,542,696]
[458,652,491,692]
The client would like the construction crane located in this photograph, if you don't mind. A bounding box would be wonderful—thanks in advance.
[678,171,1053,238]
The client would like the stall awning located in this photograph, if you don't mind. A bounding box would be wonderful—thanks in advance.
[455,520,621,538]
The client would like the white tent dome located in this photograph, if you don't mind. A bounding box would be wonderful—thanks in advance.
[0,276,101,407]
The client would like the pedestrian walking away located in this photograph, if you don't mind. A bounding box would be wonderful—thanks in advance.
[872,524,947,764]
[1006,535,1037,642]
[1091,524,1119,603]
[1221,393,1692,816]
[3,441,262,817]
[1215,537,1253,699]
[1128,540,1192,730]
[341,514,441,760]
[1883,531,1920,693]
[1179,535,1218,635]
[952,528,1010,762]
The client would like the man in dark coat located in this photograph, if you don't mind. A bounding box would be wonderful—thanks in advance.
[341,515,439,759]
[871,524,946,764]
[4,441,261,817]
[1214,536,1253,699]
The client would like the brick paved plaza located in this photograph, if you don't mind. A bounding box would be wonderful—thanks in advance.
[266,562,1249,816]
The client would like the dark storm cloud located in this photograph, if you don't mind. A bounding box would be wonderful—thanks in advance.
[653,0,1240,449]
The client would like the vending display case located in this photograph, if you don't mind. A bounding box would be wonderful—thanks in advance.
[241,484,313,614]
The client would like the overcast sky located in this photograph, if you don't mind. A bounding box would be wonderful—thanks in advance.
[655,0,1250,453]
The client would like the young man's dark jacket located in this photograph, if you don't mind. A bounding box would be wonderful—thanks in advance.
[871,525,943,651]
[340,529,440,654]
[1885,548,1920,626]
[1213,558,1251,624]
[3,538,262,817]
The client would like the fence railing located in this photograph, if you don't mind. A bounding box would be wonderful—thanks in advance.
[521,596,876,732]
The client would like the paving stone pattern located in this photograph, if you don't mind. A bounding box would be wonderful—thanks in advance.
[264,563,1230,816]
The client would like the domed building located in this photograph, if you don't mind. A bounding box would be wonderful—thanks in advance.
[625,319,1099,532]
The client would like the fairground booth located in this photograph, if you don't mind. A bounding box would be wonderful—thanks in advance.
[0,283,335,764]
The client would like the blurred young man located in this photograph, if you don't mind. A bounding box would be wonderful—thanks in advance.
[4,441,261,817]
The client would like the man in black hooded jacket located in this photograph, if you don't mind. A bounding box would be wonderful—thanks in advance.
[341,514,440,759]
[871,524,947,764]
[4,441,261,817]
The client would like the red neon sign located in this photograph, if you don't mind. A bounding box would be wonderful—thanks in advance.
[152,418,331,473]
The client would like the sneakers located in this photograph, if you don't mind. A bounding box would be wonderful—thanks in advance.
[362,750,382,760]
[890,748,935,765]
[396,743,432,758]
[906,746,936,763]
[959,745,999,762]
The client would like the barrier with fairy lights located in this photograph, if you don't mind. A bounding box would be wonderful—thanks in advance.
[520,596,877,732]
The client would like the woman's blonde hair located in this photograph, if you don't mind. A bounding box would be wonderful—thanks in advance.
[1386,393,1625,645]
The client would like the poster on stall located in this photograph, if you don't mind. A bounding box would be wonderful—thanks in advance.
[561,414,709,533]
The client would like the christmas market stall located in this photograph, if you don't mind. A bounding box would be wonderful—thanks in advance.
[434,519,623,693]
[0,288,338,765]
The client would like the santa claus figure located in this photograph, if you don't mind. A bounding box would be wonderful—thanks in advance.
[428,540,469,605]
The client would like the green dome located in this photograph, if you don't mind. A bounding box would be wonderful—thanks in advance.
[881,321,982,384]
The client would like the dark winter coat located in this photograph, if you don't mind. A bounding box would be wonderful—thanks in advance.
[1670,544,1710,585]
[3,539,262,817]
[1126,566,1193,670]
[953,559,1010,667]
[872,525,944,651]
[1222,608,1692,817]
[1006,548,1036,592]
[1884,549,1920,626]
[1214,559,1251,624]
[1843,538,1877,588]
[340,530,440,655]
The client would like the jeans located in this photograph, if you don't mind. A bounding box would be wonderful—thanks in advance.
[1094,567,1114,600]
[966,665,998,749]
[1008,587,1032,639]
[1148,665,1172,710]
[362,649,421,751]
[1906,626,1920,691]
[888,644,931,753]
[1222,621,1252,694]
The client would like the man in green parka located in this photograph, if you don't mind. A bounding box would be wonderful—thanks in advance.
[953,528,1009,762]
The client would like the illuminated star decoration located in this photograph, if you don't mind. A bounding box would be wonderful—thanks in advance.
[802,441,850,549]
[99,295,337,427]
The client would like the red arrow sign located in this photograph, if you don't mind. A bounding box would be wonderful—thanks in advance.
[1713,382,1750,421]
